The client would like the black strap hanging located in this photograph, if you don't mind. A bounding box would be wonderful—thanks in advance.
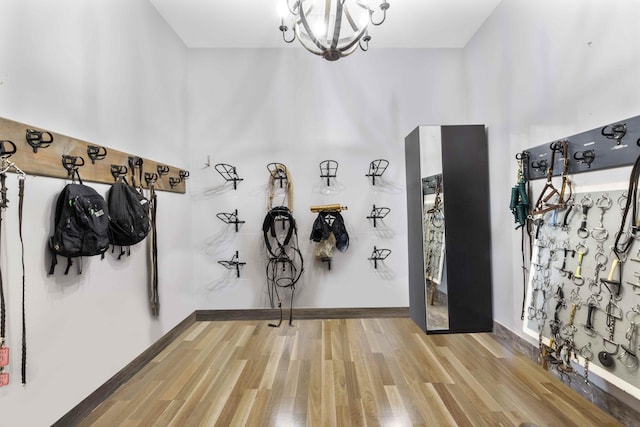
[18,178,26,384]
[614,153,640,257]
[148,181,159,316]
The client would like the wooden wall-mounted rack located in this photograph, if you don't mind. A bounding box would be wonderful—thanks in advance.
[0,117,187,193]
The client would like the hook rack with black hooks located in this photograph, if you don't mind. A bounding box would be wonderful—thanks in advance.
[523,114,640,179]
[366,159,389,185]
[367,204,391,227]
[319,160,338,186]
[218,251,246,278]
[368,246,391,269]
[215,163,243,190]
[216,209,245,232]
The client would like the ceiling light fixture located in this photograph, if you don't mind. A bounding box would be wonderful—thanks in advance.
[278,0,390,61]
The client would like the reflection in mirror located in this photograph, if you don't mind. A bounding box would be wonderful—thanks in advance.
[422,174,448,330]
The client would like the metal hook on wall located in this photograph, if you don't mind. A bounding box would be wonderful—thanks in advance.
[110,164,128,181]
[61,155,85,178]
[179,170,190,181]
[319,160,338,186]
[144,172,159,186]
[157,165,170,176]
[573,149,596,168]
[267,163,288,188]
[0,140,17,158]
[25,128,54,153]
[367,204,391,227]
[218,251,246,278]
[531,159,548,173]
[602,123,627,145]
[169,177,181,188]
[216,163,243,190]
[87,145,107,164]
[366,159,389,185]
[368,246,391,269]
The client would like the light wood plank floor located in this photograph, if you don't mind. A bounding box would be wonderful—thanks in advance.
[77,318,621,426]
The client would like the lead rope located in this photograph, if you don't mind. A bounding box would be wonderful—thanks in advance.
[18,177,26,384]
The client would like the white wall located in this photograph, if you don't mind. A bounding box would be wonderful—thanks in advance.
[187,48,467,310]
[464,0,640,411]
[0,1,191,425]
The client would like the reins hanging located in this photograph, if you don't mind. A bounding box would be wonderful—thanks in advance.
[0,154,27,385]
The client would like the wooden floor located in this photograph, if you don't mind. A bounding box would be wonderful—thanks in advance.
[77,318,621,427]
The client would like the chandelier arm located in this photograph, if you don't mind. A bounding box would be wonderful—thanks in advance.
[330,0,344,49]
[280,22,296,44]
[286,0,300,16]
[370,2,390,26]
[339,28,368,52]
[298,4,327,51]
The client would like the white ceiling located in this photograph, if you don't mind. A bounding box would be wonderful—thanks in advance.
[150,0,502,49]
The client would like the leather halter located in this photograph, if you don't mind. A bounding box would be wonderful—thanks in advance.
[532,140,572,216]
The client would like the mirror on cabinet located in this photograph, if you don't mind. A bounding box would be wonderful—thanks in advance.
[405,125,493,334]
[422,174,448,330]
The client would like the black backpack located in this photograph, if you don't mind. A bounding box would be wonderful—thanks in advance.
[48,182,110,274]
[107,178,150,249]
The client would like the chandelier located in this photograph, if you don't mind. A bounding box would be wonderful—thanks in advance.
[278,0,390,61]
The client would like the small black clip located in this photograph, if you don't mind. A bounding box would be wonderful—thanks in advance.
[61,155,85,177]
[169,177,181,188]
[573,149,596,168]
[602,123,627,145]
[110,164,128,181]
[549,140,565,152]
[179,170,190,181]
[144,172,158,186]
[0,140,17,157]
[157,165,170,176]
[87,145,107,164]
[25,128,54,153]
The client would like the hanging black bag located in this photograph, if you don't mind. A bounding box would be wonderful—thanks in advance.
[48,174,110,274]
[107,177,150,248]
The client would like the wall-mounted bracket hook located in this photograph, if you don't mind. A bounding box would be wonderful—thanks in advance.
[267,163,288,188]
[144,172,158,186]
[0,140,17,158]
[110,164,128,181]
[602,123,627,145]
[368,246,391,269]
[216,209,245,232]
[550,140,566,153]
[366,159,389,185]
[179,170,190,181]
[573,149,596,168]
[157,165,170,176]
[216,163,243,190]
[204,155,211,168]
[25,128,53,153]
[531,159,548,173]
[218,251,246,278]
[169,177,181,188]
[61,155,85,178]
[128,156,143,170]
[367,204,391,227]
[319,160,338,186]
[87,145,107,164]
